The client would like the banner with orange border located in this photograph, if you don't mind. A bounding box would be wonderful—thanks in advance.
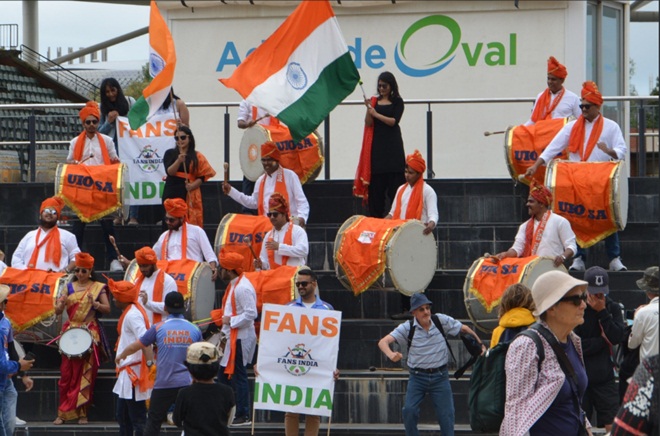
[157,259,200,299]
[215,214,272,274]
[263,123,323,184]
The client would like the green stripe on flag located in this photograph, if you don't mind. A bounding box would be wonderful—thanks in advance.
[128,97,150,130]
[278,52,359,143]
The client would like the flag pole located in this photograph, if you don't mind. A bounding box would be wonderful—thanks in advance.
[169,87,180,125]
[326,415,332,436]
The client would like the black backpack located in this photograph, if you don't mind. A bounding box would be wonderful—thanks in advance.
[468,326,544,433]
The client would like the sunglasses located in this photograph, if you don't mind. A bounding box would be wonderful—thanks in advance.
[164,216,179,223]
[175,135,188,141]
[295,281,311,288]
[266,212,281,218]
[377,83,390,89]
[74,268,89,274]
[579,104,592,110]
[42,207,57,215]
[558,292,588,306]
[84,119,99,125]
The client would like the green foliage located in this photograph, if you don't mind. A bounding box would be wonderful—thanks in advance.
[124,62,152,100]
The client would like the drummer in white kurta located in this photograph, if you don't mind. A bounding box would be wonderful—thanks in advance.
[150,198,219,281]
[496,182,576,267]
[256,193,308,271]
[385,150,438,235]
[523,56,581,126]
[223,141,310,226]
[132,247,178,326]
[12,196,79,273]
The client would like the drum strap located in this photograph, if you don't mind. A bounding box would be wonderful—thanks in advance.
[28,227,61,269]
[161,223,188,260]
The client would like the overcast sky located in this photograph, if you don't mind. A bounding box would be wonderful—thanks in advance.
[1,0,658,94]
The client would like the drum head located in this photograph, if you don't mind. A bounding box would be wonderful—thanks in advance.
[240,126,270,182]
[303,131,324,184]
[613,161,628,230]
[59,328,93,357]
[189,263,215,331]
[333,215,363,291]
[386,220,437,296]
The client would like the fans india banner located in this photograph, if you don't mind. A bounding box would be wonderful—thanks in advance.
[117,114,174,205]
[254,303,341,417]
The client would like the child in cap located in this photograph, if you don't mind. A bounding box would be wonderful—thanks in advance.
[173,342,235,436]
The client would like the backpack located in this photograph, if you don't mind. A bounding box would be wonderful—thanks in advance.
[468,326,544,433]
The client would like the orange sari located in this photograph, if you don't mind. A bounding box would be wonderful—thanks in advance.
[174,152,216,227]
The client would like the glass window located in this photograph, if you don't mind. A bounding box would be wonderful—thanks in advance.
[602,5,623,125]
[586,3,597,82]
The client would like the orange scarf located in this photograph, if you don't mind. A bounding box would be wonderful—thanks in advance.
[530,88,565,123]
[221,275,243,377]
[72,132,111,165]
[27,227,62,269]
[267,222,294,269]
[353,96,378,203]
[257,167,289,216]
[161,223,188,260]
[522,210,551,257]
[133,269,166,323]
[568,115,604,161]
[392,179,424,220]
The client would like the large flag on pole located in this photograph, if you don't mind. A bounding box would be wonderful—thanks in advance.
[128,0,177,129]
[220,0,359,142]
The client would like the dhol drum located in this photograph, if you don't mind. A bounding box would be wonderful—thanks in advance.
[545,159,628,248]
[504,118,571,185]
[334,216,437,296]
[464,256,567,333]
[239,124,324,184]
[124,259,215,331]
[58,326,93,358]
[55,162,128,222]
[214,213,272,274]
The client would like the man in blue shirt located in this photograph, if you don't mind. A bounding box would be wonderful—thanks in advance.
[115,292,202,436]
[378,293,482,436]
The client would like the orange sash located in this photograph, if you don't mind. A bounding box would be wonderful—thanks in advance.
[353,96,378,202]
[530,88,565,123]
[468,257,532,313]
[262,123,323,184]
[266,222,294,269]
[567,115,604,161]
[391,179,424,220]
[161,223,188,260]
[522,210,551,257]
[27,227,62,269]
[72,132,111,165]
[116,304,153,393]
[336,216,406,296]
[257,167,289,216]
[221,275,243,377]
[0,267,63,331]
[506,118,569,184]
[218,214,272,274]
[57,163,124,222]
[549,161,619,248]
[133,269,166,323]
[158,259,199,299]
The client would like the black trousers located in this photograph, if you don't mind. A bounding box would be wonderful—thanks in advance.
[143,387,182,436]
[71,218,117,263]
[368,172,405,218]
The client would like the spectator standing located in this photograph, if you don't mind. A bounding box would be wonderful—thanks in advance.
[628,266,659,360]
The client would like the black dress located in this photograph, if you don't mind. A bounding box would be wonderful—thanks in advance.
[162,147,189,202]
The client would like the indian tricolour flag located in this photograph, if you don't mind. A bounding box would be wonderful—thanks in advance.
[128,0,176,130]
[220,0,359,142]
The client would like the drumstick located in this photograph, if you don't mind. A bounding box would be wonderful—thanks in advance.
[369,366,403,372]
[108,235,123,260]
[483,130,506,136]
[223,162,229,183]
[254,114,270,123]
[246,241,258,260]
[77,153,95,164]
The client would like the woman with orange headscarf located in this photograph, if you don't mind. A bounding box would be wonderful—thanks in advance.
[53,253,111,425]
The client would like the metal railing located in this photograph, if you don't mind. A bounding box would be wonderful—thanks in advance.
[0,96,657,182]
[0,24,18,50]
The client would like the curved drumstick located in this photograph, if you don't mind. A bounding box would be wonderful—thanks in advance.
[223,162,229,183]
[246,241,258,260]
[483,130,506,137]
[108,235,123,260]
[78,153,95,164]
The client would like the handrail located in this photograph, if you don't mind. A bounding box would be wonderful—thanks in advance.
[0,24,18,50]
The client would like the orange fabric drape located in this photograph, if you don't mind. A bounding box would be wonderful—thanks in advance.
[173,151,216,227]
[568,115,604,161]
[262,123,323,185]
[72,132,111,165]
[133,269,166,323]
[353,96,378,202]
[158,259,199,299]
[391,179,424,220]
[468,257,534,313]
[218,214,273,273]
[530,88,565,123]
[57,163,124,222]
[266,222,294,269]
[257,167,289,216]
[27,227,62,269]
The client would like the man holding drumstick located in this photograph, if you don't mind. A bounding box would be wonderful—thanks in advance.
[525,81,628,272]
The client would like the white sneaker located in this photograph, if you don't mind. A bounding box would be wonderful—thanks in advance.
[609,257,627,271]
[166,412,175,426]
[15,417,26,425]
[110,259,124,271]
[569,257,586,271]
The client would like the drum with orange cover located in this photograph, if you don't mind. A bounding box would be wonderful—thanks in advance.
[244,265,299,337]
[214,213,272,274]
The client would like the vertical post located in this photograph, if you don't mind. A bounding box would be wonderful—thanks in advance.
[28,110,36,182]
[637,100,646,177]
[224,108,230,172]
[426,104,433,179]
[324,115,330,180]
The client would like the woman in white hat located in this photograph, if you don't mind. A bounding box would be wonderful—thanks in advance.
[500,270,593,436]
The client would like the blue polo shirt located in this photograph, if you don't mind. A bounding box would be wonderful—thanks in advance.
[288,296,334,311]
[140,314,202,389]
[0,313,19,388]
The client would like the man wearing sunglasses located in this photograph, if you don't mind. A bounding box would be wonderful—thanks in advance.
[66,101,123,272]
[574,266,626,433]
[525,81,628,272]
[12,196,79,273]
[256,193,308,271]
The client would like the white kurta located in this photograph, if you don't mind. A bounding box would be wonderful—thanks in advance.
[12,227,80,271]
[137,270,178,326]
[113,305,151,401]
[524,88,581,126]
[259,222,309,270]
[540,115,627,163]
[220,275,258,368]
[153,223,218,264]
[228,167,310,222]
[67,133,118,165]
[511,212,577,258]
[388,182,439,225]
[628,296,659,360]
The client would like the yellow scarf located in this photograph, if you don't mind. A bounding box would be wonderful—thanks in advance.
[490,307,535,348]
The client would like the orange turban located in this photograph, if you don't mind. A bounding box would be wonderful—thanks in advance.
[75,252,95,269]
[164,198,188,218]
[40,196,65,215]
[581,81,603,106]
[268,192,289,215]
[530,182,552,207]
[107,279,139,303]
[135,247,157,265]
[261,141,281,161]
[547,56,567,79]
[219,249,244,274]
[79,101,100,121]
[406,150,426,174]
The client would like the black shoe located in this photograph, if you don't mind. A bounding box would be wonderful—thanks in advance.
[390,312,413,320]
[230,416,252,427]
